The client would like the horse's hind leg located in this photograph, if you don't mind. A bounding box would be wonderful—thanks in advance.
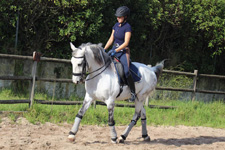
[68,94,93,142]
[141,107,150,141]
[118,101,143,143]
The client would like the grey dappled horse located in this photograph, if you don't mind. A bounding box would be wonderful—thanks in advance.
[68,42,164,143]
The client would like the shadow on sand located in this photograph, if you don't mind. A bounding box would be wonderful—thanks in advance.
[131,136,225,147]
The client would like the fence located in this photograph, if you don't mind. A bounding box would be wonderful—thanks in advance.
[0,53,225,109]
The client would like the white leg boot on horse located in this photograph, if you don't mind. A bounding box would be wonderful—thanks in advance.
[68,95,93,142]
[141,107,151,141]
[107,101,118,143]
[118,102,150,143]
[118,101,142,143]
[118,112,140,143]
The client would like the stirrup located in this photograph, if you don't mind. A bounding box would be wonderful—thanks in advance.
[129,93,136,102]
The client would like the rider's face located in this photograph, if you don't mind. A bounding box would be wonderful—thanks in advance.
[117,16,125,24]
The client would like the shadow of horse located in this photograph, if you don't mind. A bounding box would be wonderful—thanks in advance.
[75,136,225,147]
[132,136,225,147]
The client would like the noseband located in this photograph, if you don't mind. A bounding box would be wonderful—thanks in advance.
[72,54,111,82]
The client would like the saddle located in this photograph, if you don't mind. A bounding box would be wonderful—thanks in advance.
[113,58,142,86]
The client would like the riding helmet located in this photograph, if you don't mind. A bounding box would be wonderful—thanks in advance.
[115,6,130,17]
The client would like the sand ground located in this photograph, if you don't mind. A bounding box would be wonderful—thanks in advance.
[1,117,225,150]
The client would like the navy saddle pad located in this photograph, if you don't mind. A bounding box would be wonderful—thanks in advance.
[130,62,142,82]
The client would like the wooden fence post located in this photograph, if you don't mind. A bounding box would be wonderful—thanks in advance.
[29,52,40,107]
[191,70,198,102]
[29,61,37,107]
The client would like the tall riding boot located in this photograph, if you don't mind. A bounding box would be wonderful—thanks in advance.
[126,74,136,102]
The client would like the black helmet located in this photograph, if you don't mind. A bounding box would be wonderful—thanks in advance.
[115,6,130,17]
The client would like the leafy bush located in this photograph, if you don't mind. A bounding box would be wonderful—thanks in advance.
[0,0,224,74]
[155,73,193,100]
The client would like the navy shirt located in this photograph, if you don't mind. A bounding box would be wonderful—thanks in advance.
[113,22,132,46]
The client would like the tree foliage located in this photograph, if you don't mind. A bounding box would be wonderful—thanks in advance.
[0,0,225,74]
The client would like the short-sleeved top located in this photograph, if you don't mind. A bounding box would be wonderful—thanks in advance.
[113,22,132,46]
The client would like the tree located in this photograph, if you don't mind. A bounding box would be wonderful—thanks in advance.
[0,0,224,74]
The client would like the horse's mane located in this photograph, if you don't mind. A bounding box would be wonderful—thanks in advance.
[78,42,93,49]
[82,43,111,66]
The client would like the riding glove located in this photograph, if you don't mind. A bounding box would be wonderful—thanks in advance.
[110,50,116,56]
[107,49,113,55]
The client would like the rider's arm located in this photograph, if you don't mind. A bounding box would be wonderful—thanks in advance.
[104,30,115,50]
[115,31,131,52]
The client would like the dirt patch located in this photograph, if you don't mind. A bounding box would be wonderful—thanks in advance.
[0,117,225,150]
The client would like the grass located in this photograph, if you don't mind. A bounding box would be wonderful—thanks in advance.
[148,100,225,128]
[0,89,28,111]
[0,89,225,129]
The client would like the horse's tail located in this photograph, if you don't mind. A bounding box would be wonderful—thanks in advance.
[150,60,166,79]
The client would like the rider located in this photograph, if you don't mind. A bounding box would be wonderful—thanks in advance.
[104,6,136,102]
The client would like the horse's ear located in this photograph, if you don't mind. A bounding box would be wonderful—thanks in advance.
[97,43,103,47]
[70,42,76,51]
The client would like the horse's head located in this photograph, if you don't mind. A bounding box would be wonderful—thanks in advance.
[70,42,86,84]
[70,42,112,84]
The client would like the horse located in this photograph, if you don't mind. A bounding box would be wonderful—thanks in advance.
[68,42,164,143]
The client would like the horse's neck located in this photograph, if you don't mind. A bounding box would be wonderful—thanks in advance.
[85,50,111,73]
[87,58,101,72]
[85,49,117,83]
[87,58,115,80]
[85,63,118,92]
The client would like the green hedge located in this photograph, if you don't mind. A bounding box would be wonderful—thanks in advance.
[0,0,225,74]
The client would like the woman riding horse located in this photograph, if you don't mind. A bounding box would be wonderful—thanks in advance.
[104,6,136,102]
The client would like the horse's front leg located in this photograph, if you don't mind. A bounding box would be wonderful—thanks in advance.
[107,101,117,144]
[68,94,93,142]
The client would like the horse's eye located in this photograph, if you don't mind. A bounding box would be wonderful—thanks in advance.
[78,63,82,66]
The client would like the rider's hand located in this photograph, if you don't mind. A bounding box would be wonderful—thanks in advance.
[107,49,114,55]
[110,50,116,56]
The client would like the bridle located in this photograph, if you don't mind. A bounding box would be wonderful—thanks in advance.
[72,52,112,82]
[72,55,87,81]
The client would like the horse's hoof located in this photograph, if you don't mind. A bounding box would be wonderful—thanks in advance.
[118,136,125,143]
[111,138,117,144]
[143,136,151,142]
[111,139,117,144]
[68,135,75,142]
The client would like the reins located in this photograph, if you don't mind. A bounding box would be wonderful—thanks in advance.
[85,59,111,81]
